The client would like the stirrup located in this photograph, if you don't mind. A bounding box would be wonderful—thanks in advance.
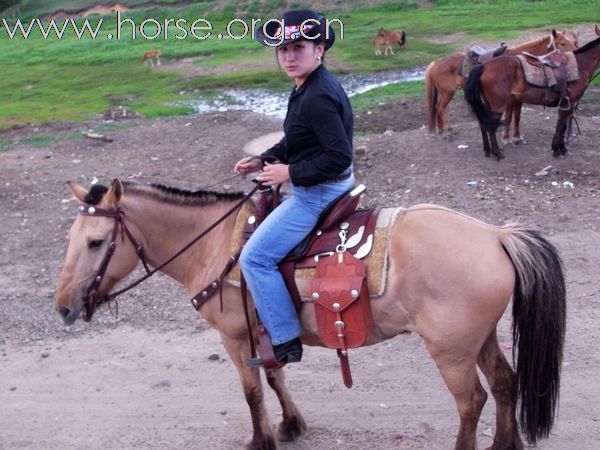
[245,356,286,369]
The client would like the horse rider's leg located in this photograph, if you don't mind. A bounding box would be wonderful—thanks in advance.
[511,102,526,145]
[219,332,278,450]
[264,368,307,441]
[477,331,523,450]
[427,345,487,450]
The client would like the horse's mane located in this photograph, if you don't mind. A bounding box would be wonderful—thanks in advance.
[509,35,550,52]
[574,36,600,54]
[87,181,245,206]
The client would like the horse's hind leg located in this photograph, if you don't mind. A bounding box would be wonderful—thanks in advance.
[436,90,455,137]
[501,103,514,146]
[477,331,523,450]
[489,128,505,160]
[265,368,307,441]
[511,102,526,145]
[480,126,492,157]
[429,351,487,450]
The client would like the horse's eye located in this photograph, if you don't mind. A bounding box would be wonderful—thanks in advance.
[88,239,104,250]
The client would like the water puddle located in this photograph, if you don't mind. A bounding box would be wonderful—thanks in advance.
[182,67,425,118]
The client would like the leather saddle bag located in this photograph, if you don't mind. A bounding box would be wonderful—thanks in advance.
[311,251,373,350]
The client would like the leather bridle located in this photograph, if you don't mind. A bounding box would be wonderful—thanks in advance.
[76,182,260,322]
[79,204,151,322]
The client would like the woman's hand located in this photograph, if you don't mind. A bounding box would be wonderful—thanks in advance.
[257,163,290,186]
[234,156,262,175]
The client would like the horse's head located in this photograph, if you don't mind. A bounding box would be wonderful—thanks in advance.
[552,28,578,51]
[570,30,580,48]
[377,27,386,37]
[54,179,140,325]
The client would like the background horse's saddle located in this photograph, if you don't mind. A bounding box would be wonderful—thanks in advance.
[460,42,507,77]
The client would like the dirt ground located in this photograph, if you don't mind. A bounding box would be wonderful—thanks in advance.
[2,71,600,449]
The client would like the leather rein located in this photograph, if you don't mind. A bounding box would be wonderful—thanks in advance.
[78,183,260,322]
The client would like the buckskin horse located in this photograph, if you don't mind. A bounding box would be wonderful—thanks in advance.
[464,34,600,160]
[425,29,577,138]
[54,179,566,450]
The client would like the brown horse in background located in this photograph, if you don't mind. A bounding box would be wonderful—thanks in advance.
[425,29,577,138]
[55,179,566,450]
[464,35,600,159]
[373,27,406,55]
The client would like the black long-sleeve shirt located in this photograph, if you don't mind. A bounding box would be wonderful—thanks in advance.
[262,65,353,187]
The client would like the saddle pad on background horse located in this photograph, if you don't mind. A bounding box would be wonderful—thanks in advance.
[226,207,403,299]
[516,52,579,88]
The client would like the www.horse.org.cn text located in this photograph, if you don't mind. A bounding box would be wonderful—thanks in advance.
[1,13,344,44]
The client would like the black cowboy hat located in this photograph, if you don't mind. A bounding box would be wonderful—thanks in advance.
[255,9,335,50]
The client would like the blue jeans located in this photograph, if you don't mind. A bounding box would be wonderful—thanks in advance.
[240,174,355,345]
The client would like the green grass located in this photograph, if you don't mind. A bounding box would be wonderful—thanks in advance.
[350,80,424,111]
[0,0,598,128]
[0,134,63,152]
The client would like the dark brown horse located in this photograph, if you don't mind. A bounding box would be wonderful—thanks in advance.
[464,35,600,159]
[425,30,577,139]
[54,179,566,449]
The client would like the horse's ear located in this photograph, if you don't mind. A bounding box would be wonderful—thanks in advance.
[68,181,89,203]
[105,179,123,206]
[552,28,558,38]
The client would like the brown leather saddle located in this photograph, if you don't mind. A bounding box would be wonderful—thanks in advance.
[190,182,380,385]
[245,184,379,385]
[460,42,508,77]
[518,49,577,110]
[241,184,378,308]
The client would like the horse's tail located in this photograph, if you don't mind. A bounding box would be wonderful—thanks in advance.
[400,31,406,46]
[425,63,438,133]
[464,64,501,132]
[499,226,566,445]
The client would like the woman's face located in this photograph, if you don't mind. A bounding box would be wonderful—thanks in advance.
[277,40,324,85]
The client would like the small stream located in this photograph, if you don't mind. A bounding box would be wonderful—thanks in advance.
[183,67,426,118]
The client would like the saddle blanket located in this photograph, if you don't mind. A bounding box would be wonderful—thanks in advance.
[516,52,579,88]
[226,205,404,299]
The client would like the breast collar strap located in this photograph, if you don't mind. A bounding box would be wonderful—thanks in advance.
[78,204,151,322]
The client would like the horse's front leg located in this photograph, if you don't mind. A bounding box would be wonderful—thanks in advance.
[220,333,278,450]
[552,109,572,157]
[265,368,307,441]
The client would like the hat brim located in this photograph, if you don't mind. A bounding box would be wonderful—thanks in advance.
[255,22,335,50]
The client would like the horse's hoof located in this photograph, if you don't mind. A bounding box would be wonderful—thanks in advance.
[513,136,527,145]
[495,153,506,161]
[245,435,278,450]
[277,415,307,442]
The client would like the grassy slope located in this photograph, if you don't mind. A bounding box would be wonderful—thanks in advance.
[0,0,597,128]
